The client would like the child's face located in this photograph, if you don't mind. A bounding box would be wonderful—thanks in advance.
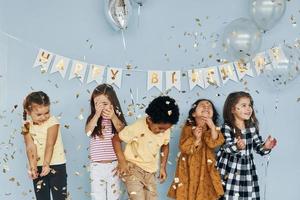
[192,100,214,119]
[94,94,112,110]
[232,97,253,121]
[146,117,172,134]
[27,104,50,125]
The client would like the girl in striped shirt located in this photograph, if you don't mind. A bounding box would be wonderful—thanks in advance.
[85,84,126,200]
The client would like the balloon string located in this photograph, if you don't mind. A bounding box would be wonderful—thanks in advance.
[121,29,127,51]
[137,5,141,28]
[263,155,270,200]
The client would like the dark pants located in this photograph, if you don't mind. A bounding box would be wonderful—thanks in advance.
[33,163,67,200]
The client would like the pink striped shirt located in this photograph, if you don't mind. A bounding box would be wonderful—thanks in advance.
[90,118,117,162]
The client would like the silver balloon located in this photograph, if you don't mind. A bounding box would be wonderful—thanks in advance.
[263,44,299,90]
[131,0,146,6]
[223,18,262,62]
[105,0,132,30]
[250,0,286,31]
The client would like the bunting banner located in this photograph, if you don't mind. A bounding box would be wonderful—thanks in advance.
[86,64,106,84]
[69,60,88,83]
[187,69,205,90]
[165,70,181,91]
[218,63,238,84]
[234,60,254,80]
[147,71,163,91]
[106,67,123,88]
[50,55,70,78]
[33,49,54,73]
[203,67,220,88]
[30,44,298,92]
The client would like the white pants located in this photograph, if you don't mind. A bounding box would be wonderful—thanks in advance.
[90,162,120,200]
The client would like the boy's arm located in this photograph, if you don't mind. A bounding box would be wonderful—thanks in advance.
[159,143,169,183]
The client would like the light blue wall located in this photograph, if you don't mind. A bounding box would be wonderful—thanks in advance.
[0,0,299,199]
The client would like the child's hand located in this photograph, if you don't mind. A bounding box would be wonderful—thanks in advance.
[192,126,203,140]
[95,101,104,117]
[29,167,38,179]
[158,168,167,183]
[200,116,216,130]
[115,161,130,177]
[236,136,246,150]
[40,164,50,177]
[264,135,277,150]
[102,105,115,120]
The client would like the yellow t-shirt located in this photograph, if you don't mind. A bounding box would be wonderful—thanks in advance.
[29,116,66,166]
[119,117,170,173]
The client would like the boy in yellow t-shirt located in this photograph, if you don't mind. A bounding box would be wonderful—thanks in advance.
[112,96,180,200]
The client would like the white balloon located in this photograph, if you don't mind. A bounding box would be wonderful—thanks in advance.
[264,44,299,90]
[249,0,286,31]
[223,18,262,62]
[105,0,132,30]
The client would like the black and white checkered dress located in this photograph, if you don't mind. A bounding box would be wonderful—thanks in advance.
[216,124,271,200]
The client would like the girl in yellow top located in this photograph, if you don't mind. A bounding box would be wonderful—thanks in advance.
[168,99,224,200]
[22,91,67,200]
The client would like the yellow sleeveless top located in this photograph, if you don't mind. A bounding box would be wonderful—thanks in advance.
[29,116,66,166]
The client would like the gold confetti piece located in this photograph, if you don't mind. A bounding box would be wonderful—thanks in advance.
[290,15,297,27]
[161,152,165,157]
[167,110,172,116]
[165,101,170,105]
[207,159,213,164]
[77,113,84,121]
[174,177,180,183]
[130,191,137,195]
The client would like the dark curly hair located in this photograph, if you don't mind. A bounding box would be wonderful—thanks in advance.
[186,99,219,126]
[145,96,179,124]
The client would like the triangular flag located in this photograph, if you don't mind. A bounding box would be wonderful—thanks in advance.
[87,64,105,84]
[268,46,288,66]
[33,49,54,73]
[106,67,123,88]
[218,63,238,84]
[147,71,162,91]
[187,69,205,90]
[50,55,70,78]
[203,67,220,88]
[69,60,88,83]
[165,70,181,90]
[252,52,271,75]
[234,61,254,80]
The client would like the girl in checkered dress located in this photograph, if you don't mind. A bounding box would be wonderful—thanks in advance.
[216,91,277,200]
